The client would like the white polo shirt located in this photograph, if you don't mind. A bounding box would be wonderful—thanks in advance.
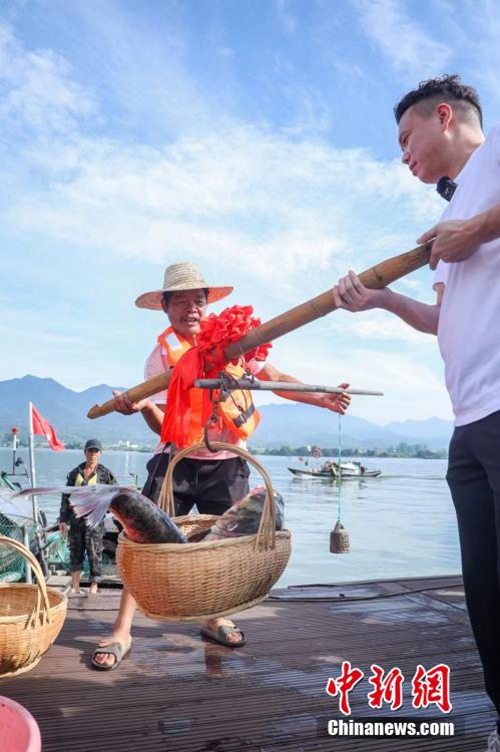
[434,123,500,426]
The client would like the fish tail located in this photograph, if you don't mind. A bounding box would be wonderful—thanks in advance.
[71,496,110,527]
[13,484,126,529]
[70,486,124,528]
[14,485,73,498]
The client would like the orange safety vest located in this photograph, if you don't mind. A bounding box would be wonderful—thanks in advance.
[158,326,260,445]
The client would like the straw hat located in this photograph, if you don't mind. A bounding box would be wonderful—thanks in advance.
[135,262,233,310]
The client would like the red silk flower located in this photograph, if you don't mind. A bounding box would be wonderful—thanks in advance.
[161,305,272,447]
[198,305,271,367]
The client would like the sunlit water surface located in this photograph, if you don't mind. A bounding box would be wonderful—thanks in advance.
[1,449,458,587]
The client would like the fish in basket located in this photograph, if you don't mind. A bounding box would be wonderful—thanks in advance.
[0,536,67,678]
[66,483,284,545]
[17,443,292,622]
[122,442,292,621]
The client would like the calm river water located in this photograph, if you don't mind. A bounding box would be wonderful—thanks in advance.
[1,448,459,588]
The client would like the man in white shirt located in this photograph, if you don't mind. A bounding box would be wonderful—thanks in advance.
[93,262,351,669]
[332,75,500,752]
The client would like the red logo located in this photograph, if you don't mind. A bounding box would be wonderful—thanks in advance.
[326,661,364,716]
[326,662,452,715]
[367,664,404,711]
[412,664,452,713]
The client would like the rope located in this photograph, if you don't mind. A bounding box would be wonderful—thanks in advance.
[203,371,252,453]
[336,412,343,522]
[203,398,220,454]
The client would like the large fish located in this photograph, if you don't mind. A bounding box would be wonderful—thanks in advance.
[190,486,285,542]
[15,485,187,544]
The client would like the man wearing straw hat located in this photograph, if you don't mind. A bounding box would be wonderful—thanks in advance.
[333,75,500,752]
[92,261,351,670]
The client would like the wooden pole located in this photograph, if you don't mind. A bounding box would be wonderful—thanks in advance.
[224,241,432,360]
[87,374,172,419]
[194,379,383,396]
[27,402,39,525]
[87,241,431,419]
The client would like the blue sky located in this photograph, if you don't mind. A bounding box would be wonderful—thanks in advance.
[2,0,499,425]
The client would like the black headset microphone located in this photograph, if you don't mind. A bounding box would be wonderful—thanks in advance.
[436,176,457,202]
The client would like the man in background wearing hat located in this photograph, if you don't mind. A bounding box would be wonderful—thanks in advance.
[60,439,117,595]
[92,262,350,669]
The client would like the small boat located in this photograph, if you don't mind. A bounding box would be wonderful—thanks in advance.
[288,460,381,479]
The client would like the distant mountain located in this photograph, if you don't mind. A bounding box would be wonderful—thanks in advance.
[384,418,453,445]
[0,375,453,449]
[253,403,453,450]
[254,403,392,448]
[0,375,155,444]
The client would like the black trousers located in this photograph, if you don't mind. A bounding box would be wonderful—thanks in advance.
[447,410,500,718]
[142,452,250,516]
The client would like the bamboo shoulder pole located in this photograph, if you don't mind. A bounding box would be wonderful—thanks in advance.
[224,241,432,360]
[87,373,172,419]
[87,241,431,419]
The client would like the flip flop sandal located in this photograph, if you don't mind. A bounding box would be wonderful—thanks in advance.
[91,640,132,671]
[200,624,246,648]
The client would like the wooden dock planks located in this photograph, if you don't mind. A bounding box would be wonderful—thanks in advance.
[0,575,495,751]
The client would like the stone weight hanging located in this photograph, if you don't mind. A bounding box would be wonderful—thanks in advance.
[330,520,350,554]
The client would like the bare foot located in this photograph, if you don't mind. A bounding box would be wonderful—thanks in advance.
[89,583,99,595]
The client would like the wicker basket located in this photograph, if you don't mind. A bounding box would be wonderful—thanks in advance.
[116,442,292,621]
[0,536,67,678]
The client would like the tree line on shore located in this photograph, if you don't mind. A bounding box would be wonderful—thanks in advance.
[1,434,447,459]
[251,443,448,459]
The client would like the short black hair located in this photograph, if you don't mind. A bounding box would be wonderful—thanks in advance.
[394,74,482,128]
[162,288,209,306]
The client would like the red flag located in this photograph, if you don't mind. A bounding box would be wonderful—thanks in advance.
[31,404,65,451]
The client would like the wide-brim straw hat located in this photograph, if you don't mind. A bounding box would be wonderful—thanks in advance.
[135,262,233,310]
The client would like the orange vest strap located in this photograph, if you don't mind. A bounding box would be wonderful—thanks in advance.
[158,326,260,443]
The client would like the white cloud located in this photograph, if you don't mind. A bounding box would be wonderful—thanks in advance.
[0,13,453,421]
[0,13,442,311]
[341,345,443,392]
[275,0,297,35]
[0,325,82,345]
[333,60,365,79]
[441,0,500,113]
[256,334,451,423]
[0,23,96,135]
[281,85,333,135]
[217,47,234,58]
[340,346,450,422]
[3,123,442,311]
[352,0,452,80]
[55,0,216,137]
[330,310,436,346]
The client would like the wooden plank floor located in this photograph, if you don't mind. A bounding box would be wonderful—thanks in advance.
[0,575,496,751]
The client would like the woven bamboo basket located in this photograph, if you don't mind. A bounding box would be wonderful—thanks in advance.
[116,442,292,621]
[0,536,67,678]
